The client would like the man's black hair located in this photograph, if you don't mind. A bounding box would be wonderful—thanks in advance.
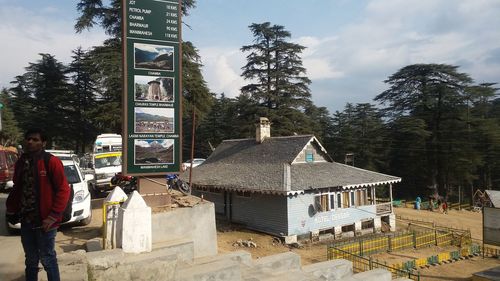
[24,128,47,142]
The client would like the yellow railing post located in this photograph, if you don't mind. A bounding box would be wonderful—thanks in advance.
[102,200,125,250]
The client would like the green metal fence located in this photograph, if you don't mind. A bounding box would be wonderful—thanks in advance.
[328,246,420,280]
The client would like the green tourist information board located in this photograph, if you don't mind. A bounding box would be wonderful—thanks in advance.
[122,0,182,175]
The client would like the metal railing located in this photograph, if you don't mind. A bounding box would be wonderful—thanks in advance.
[376,202,392,215]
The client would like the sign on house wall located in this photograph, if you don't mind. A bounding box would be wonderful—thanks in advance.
[483,207,500,247]
[122,0,182,175]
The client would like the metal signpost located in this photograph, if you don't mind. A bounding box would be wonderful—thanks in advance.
[122,0,182,176]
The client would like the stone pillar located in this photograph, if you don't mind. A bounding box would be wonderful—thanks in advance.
[104,187,128,249]
[354,221,362,236]
[373,217,382,233]
[389,184,393,213]
[334,225,343,238]
[389,213,396,232]
[118,191,152,253]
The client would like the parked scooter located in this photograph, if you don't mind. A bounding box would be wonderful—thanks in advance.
[110,172,137,194]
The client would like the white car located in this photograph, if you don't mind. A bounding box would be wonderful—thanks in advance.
[181,158,205,171]
[6,159,93,234]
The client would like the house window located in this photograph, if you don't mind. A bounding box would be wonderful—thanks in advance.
[330,194,336,209]
[342,192,350,208]
[350,191,355,207]
[337,193,342,208]
[305,150,314,163]
[315,194,330,212]
[356,190,363,206]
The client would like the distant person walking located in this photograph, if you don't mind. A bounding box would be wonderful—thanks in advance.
[442,201,448,214]
[5,128,71,281]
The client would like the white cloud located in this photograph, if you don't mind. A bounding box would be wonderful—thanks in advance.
[135,140,150,147]
[198,47,245,97]
[0,5,107,88]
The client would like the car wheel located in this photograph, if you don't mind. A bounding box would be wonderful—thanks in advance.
[78,210,92,226]
[89,184,102,198]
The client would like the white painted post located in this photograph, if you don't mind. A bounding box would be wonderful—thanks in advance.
[118,191,152,253]
[354,221,362,236]
[389,184,393,213]
[389,213,396,232]
[104,187,128,249]
[334,226,343,239]
[373,217,382,233]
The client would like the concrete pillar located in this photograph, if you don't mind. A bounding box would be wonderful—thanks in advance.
[389,213,396,232]
[389,184,393,213]
[354,221,362,236]
[118,191,152,253]
[104,187,128,249]
[373,217,382,233]
[334,226,342,239]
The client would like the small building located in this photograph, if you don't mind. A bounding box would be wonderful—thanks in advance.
[187,117,401,241]
[484,190,500,208]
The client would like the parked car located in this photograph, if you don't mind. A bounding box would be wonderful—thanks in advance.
[46,149,80,165]
[0,146,19,192]
[6,159,93,234]
[181,158,206,171]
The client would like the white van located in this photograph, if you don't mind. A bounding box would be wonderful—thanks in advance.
[91,151,122,196]
[93,134,122,154]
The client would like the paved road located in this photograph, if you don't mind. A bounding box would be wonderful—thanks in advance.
[0,193,103,281]
[0,193,25,281]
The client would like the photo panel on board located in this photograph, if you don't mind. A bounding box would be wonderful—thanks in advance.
[134,139,175,165]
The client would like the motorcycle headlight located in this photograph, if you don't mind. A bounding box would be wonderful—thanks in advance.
[74,190,85,203]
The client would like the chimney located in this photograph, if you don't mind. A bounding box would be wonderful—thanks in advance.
[256,117,271,143]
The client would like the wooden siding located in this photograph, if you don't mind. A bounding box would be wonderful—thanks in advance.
[287,192,378,236]
[293,142,328,164]
[231,193,288,236]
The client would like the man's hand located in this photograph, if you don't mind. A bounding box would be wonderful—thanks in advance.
[6,213,20,225]
[42,216,57,232]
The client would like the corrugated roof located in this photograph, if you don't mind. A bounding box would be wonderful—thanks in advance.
[485,190,500,208]
[183,135,401,194]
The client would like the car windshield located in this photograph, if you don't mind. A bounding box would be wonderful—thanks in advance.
[64,165,81,184]
[94,155,122,169]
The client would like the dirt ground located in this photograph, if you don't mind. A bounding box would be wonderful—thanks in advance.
[53,203,499,281]
[215,207,500,281]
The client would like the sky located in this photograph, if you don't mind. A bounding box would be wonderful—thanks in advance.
[1,0,499,113]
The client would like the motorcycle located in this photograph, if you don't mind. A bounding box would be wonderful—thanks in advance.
[110,172,137,194]
[165,174,191,195]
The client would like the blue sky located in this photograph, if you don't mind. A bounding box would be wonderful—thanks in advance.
[1,0,499,113]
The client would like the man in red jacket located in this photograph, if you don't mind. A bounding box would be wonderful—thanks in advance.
[6,128,70,281]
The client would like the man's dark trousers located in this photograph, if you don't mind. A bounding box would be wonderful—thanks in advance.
[20,222,60,281]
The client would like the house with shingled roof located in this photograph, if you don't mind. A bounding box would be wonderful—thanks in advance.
[185,117,401,242]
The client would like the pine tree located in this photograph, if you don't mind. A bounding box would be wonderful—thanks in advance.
[241,22,311,111]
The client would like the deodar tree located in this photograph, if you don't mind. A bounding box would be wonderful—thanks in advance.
[240,22,313,136]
